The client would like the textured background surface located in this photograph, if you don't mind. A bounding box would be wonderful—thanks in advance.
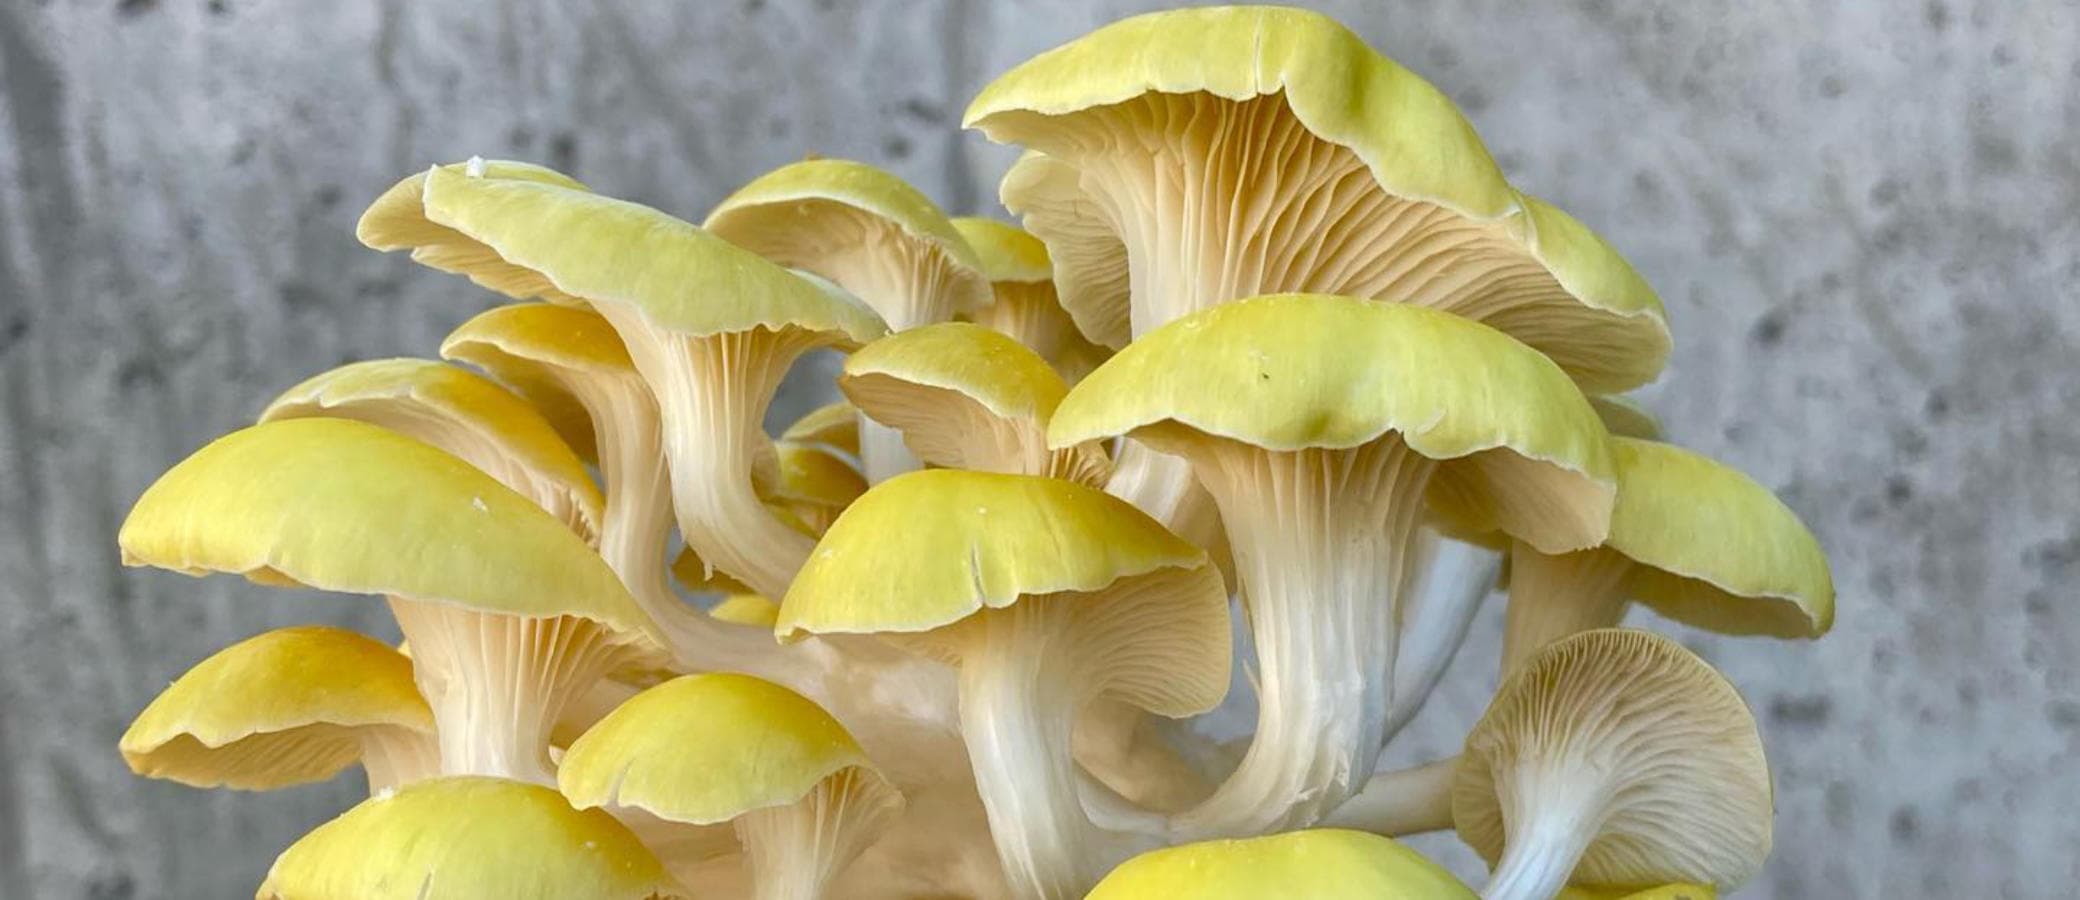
[1,1,2075,897]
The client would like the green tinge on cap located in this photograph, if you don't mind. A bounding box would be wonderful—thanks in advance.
[121,626,430,790]
[777,469,1209,639]
[418,166,886,347]
[1607,438,1835,637]
[1086,829,1476,900]
[357,159,593,306]
[1049,293,1616,552]
[119,418,662,646]
[950,217,1053,284]
[706,157,985,275]
[258,776,679,900]
[841,322,1070,424]
[559,673,881,825]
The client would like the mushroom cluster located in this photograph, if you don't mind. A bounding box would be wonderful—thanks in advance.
[115,7,1834,899]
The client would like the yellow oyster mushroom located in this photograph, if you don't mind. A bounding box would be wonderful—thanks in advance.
[415,163,885,601]
[121,625,437,793]
[996,151,1130,353]
[1455,630,1773,900]
[948,216,1111,379]
[779,469,1230,900]
[357,157,593,306]
[1050,294,1616,839]
[560,674,903,898]
[705,158,989,483]
[1500,437,1836,673]
[259,356,603,543]
[839,322,1109,486]
[710,594,782,629]
[969,7,1668,582]
[780,400,863,458]
[1085,829,1476,900]
[1588,395,1664,441]
[258,775,682,899]
[120,417,661,784]
[765,441,866,535]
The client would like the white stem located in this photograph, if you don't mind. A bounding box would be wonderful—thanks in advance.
[859,416,920,484]
[1481,774,1612,900]
[357,726,441,793]
[1384,532,1501,737]
[1324,757,1458,835]
[388,597,626,785]
[1170,437,1436,838]
[1500,545,1635,675]
[737,769,902,900]
[577,378,682,636]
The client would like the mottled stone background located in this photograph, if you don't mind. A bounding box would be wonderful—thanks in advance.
[0,1,2073,897]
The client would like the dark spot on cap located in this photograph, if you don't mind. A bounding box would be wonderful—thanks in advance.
[1769,693,1832,727]
[1750,309,1788,346]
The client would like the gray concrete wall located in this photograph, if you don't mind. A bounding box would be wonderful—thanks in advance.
[1,1,2074,897]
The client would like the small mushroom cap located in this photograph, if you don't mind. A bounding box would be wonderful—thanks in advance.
[844,322,1068,425]
[357,158,593,305]
[777,469,1229,717]
[260,357,604,538]
[997,150,1131,351]
[559,673,889,826]
[767,441,867,512]
[709,594,781,628]
[1588,395,1662,441]
[704,158,991,312]
[121,626,431,790]
[1049,294,1616,553]
[780,401,863,457]
[440,303,642,465]
[949,216,1052,285]
[1455,629,1773,891]
[416,165,886,347]
[258,775,680,900]
[966,7,1669,391]
[1560,884,1717,900]
[119,417,662,646]
[1606,438,1835,637]
[1085,829,1476,899]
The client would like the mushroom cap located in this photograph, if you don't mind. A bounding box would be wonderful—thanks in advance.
[997,150,1131,351]
[779,400,862,457]
[704,158,990,312]
[767,440,867,511]
[258,775,679,900]
[1455,629,1773,890]
[119,417,662,646]
[417,165,886,347]
[841,321,1067,428]
[709,594,781,629]
[558,673,889,826]
[965,6,1669,391]
[260,357,604,539]
[120,626,431,790]
[1560,885,1717,900]
[1050,294,1616,554]
[1606,438,1835,637]
[1588,395,1662,441]
[776,469,1229,716]
[357,159,593,305]
[1085,829,1476,899]
[949,216,1053,285]
[440,303,640,465]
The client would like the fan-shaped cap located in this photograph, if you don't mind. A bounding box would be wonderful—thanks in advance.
[260,358,604,540]
[440,303,641,464]
[998,150,1130,350]
[1050,294,1615,553]
[709,594,781,628]
[950,217,1052,285]
[121,626,431,790]
[559,673,889,826]
[780,401,862,457]
[258,776,680,899]
[119,418,662,647]
[1086,829,1475,900]
[1455,629,1772,891]
[1588,396,1662,441]
[777,469,1228,717]
[1605,438,1834,637]
[705,158,990,327]
[416,165,886,348]
[357,158,593,305]
[965,7,1670,391]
